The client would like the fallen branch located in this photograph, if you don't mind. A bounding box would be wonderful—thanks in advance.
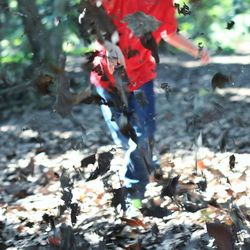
[0,81,34,95]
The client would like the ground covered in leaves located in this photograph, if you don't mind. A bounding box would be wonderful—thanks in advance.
[0,55,250,249]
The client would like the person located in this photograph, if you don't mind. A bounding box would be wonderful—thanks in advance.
[89,0,209,207]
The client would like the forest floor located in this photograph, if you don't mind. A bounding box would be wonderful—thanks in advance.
[0,54,250,249]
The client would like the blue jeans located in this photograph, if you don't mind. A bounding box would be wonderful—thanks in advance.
[96,81,157,198]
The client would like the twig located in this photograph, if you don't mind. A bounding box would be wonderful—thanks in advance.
[0,80,33,95]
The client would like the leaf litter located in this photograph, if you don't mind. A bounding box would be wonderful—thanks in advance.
[0,59,250,249]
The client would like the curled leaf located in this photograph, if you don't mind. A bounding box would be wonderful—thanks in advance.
[211,72,231,90]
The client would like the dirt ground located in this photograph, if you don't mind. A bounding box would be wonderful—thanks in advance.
[0,54,249,249]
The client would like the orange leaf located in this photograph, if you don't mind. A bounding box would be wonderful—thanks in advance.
[121,217,147,229]
[197,159,206,171]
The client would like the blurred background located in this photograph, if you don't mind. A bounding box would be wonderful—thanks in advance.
[0,0,250,109]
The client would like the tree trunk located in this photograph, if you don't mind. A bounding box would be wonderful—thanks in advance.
[17,0,67,68]
[49,0,68,64]
[17,0,49,65]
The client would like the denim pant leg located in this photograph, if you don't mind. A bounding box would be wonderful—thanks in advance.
[96,87,129,149]
[123,81,156,195]
[96,81,156,197]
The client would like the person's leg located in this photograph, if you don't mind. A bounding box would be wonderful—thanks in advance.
[96,87,129,148]
[123,80,159,198]
[96,81,158,199]
[133,81,160,168]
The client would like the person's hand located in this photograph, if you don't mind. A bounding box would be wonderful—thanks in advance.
[104,40,126,74]
[198,48,210,65]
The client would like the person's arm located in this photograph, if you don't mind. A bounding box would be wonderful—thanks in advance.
[161,31,209,64]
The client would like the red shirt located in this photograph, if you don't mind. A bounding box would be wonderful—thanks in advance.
[90,0,177,92]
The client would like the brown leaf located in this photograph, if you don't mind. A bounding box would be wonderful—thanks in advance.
[121,217,147,229]
[13,190,31,199]
[16,225,25,233]
[229,155,235,170]
[206,222,235,250]
[211,72,231,90]
[125,241,142,250]
[225,188,234,197]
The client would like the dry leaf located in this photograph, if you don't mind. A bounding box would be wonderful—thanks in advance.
[229,155,235,170]
[121,217,147,229]
[206,222,235,250]
[197,159,206,171]
[211,72,231,90]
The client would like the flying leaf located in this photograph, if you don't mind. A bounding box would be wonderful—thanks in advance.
[160,175,180,198]
[122,12,161,37]
[123,46,140,59]
[174,3,191,16]
[111,187,127,211]
[197,176,207,191]
[78,1,116,43]
[206,222,235,250]
[42,213,55,230]
[140,32,159,63]
[70,203,79,226]
[81,154,96,168]
[211,72,231,90]
[60,168,73,189]
[226,20,235,30]
[197,159,206,171]
[161,83,171,100]
[61,188,73,207]
[218,130,229,152]
[86,151,114,181]
[229,155,235,170]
